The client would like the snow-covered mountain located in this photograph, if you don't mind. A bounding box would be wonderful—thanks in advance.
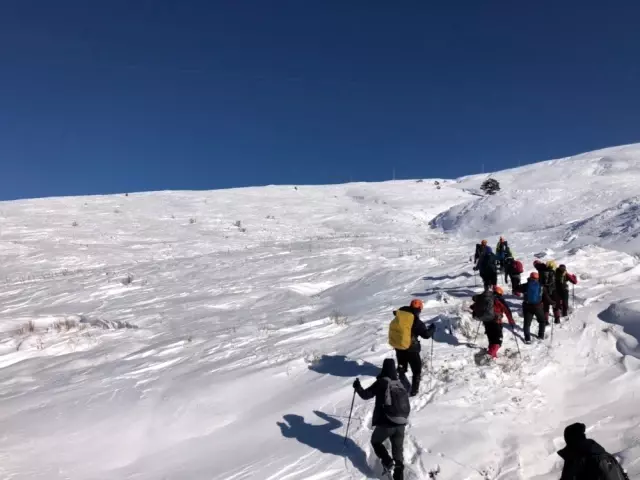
[1,144,640,479]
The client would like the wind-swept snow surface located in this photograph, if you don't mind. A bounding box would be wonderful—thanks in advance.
[1,148,640,479]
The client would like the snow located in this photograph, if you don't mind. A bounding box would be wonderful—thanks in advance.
[1,146,640,479]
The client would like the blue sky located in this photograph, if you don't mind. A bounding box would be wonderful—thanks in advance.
[1,2,639,200]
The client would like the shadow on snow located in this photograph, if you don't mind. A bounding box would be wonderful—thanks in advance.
[277,411,373,476]
[308,355,380,378]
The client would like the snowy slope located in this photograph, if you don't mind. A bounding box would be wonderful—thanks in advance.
[1,148,640,479]
[431,143,640,253]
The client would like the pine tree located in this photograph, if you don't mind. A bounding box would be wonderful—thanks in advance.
[481,178,501,195]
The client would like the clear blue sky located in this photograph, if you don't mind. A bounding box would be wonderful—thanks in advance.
[1,1,639,200]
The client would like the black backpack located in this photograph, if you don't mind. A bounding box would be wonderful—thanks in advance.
[592,453,629,480]
[472,290,496,323]
[541,269,555,295]
[382,378,410,425]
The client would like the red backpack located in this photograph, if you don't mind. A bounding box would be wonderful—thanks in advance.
[514,260,524,274]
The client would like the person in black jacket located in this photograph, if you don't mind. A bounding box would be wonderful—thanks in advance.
[473,239,488,265]
[353,359,408,480]
[558,422,629,480]
[476,246,498,289]
[392,299,436,397]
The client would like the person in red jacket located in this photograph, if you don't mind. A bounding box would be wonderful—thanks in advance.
[471,286,515,358]
[554,264,578,322]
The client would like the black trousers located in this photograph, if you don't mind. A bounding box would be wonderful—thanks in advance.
[484,321,503,346]
[371,425,405,477]
[510,274,521,293]
[481,272,497,289]
[554,290,570,318]
[523,304,547,341]
[395,349,422,394]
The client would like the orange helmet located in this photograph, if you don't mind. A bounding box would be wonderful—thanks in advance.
[481,239,488,246]
[410,299,424,311]
[530,272,539,280]
[493,286,504,295]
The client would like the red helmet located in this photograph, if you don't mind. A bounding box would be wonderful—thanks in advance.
[493,285,504,295]
[530,272,539,280]
[410,299,424,311]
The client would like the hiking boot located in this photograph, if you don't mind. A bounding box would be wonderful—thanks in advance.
[381,459,394,475]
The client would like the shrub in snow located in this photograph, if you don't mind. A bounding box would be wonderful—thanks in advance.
[189,218,197,224]
[72,221,79,227]
[329,310,348,326]
[234,220,242,228]
[416,179,424,183]
[480,177,501,195]
[121,274,134,286]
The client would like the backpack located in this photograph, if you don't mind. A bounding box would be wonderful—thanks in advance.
[472,290,496,323]
[592,453,629,480]
[514,260,524,274]
[541,269,556,294]
[526,280,542,304]
[389,310,415,350]
[382,378,410,425]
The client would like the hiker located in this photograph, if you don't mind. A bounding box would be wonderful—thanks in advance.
[504,256,524,296]
[471,286,515,358]
[388,299,436,397]
[517,272,554,343]
[495,236,512,270]
[474,239,488,266]
[558,422,630,480]
[534,260,557,323]
[554,264,578,321]
[353,358,409,480]
[475,246,498,289]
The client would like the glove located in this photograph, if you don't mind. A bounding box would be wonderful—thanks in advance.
[427,324,436,334]
[353,379,361,391]
[473,266,478,271]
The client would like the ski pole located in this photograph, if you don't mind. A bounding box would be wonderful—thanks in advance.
[344,389,356,446]
[572,284,575,311]
[550,315,554,347]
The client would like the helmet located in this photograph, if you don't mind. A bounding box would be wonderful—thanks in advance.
[481,239,488,246]
[410,299,424,311]
[546,260,557,270]
[530,272,539,280]
[493,285,504,295]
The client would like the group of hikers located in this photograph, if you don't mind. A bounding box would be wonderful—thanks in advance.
[472,236,578,356]
[346,237,630,479]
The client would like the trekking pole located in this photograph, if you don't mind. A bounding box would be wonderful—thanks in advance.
[472,321,481,345]
[343,389,356,446]
[550,317,554,347]
[429,336,435,390]
[510,326,522,360]
[572,284,575,312]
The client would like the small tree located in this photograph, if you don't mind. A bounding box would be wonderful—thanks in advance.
[480,178,501,195]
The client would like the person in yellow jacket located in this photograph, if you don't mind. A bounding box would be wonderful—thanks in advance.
[388,299,435,397]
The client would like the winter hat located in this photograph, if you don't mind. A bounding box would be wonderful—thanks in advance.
[564,423,586,446]
[558,264,567,271]
[380,358,398,381]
